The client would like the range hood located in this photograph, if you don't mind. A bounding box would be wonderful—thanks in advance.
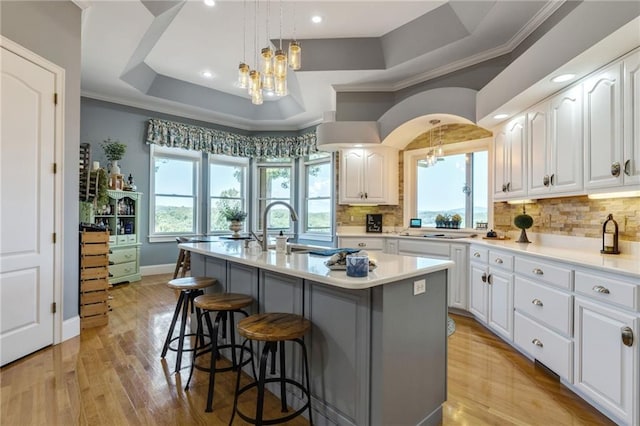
[315,121,381,151]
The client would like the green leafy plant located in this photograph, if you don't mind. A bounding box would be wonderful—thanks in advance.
[101,138,127,162]
[435,214,445,223]
[221,205,247,222]
[451,214,462,223]
[88,168,109,207]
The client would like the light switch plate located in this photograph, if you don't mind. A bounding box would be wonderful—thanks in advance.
[413,279,426,295]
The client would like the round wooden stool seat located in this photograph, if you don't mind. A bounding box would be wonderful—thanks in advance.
[237,313,311,342]
[167,276,216,291]
[194,293,253,311]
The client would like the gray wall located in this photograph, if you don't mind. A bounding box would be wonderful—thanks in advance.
[1,1,82,321]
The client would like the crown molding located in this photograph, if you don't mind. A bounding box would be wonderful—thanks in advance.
[72,0,92,10]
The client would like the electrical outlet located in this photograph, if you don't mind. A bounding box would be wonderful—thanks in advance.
[413,279,426,295]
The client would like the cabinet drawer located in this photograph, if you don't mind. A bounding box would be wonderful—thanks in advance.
[126,234,137,243]
[109,247,137,264]
[398,240,449,257]
[339,237,384,251]
[515,257,572,290]
[109,261,138,279]
[514,312,573,382]
[470,246,488,263]
[575,271,638,311]
[489,251,514,271]
[514,277,572,335]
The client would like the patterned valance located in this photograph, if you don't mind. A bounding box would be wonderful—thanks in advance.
[146,118,317,158]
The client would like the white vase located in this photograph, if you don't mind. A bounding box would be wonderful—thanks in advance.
[110,160,120,176]
[229,220,243,238]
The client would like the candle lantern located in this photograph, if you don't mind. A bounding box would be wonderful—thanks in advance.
[601,214,620,254]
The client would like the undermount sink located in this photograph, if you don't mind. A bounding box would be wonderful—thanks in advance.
[266,243,326,254]
[423,233,477,239]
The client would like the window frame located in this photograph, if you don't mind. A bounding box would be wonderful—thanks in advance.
[252,157,296,235]
[403,137,492,230]
[207,154,249,235]
[298,152,334,242]
[148,145,202,243]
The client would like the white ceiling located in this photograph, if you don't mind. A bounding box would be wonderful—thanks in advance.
[80,0,560,131]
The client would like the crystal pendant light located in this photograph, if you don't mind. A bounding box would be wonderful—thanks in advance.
[238,63,250,89]
[275,75,287,96]
[288,40,301,70]
[250,70,263,105]
[274,49,287,79]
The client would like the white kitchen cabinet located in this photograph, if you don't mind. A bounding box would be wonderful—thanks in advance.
[584,61,624,190]
[337,236,384,251]
[574,297,638,426]
[528,85,584,196]
[493,115,526,200]
[623,50,640,187]
[469,262,488,323]
[339,147,398,205]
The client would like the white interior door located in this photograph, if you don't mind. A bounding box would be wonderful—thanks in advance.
[1,46,56,366]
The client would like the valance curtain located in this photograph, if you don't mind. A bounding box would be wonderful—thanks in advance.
[146,118,317,158]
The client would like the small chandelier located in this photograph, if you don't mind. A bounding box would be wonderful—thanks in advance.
[238,0,300,105]
[424,119,444,167]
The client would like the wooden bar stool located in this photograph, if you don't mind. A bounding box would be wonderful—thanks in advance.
[185,293,257,412]
[173,237,191,279]
[161,276,216,372]
[230,313,313,426]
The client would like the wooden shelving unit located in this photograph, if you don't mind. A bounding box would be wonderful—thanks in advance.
[80,230,110,329]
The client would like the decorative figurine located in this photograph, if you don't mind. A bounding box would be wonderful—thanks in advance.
[514,204,533,243]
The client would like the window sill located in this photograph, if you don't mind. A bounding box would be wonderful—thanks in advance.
[148,234,199,243]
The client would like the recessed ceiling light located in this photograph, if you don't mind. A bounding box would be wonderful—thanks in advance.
[201,71,213,78]
[311,15,323,24]
[493,113,509,119]
[204,0,215,6]
[354,144,363,148]
[551,73,575,83]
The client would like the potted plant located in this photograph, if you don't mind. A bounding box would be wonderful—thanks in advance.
[101,138,127,175]
[222,205,247,238]
[451,214,462,229]
[435,214,446,228]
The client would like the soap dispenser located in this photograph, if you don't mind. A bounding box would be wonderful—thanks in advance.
[276,230,287,253]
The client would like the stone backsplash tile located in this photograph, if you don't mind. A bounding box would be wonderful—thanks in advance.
[494,196,639,242]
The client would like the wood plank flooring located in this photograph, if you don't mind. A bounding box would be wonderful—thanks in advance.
[1,274,613,425]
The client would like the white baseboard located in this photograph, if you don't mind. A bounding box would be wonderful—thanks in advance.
[140,263,174,276]
[62,316,80,341]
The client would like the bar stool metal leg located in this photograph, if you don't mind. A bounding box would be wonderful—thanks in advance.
[279,341,288,413]
[161,291,185,358]
[174,290,191,372]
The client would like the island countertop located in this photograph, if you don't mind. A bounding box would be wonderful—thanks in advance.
[179,241,453,290]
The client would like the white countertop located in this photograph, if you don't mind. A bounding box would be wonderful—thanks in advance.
[179,241,453,290]
[337,231,640,279]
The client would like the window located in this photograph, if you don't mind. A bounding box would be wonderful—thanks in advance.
[254,157,294,232]
[149,145,201,241]
[300,153,333,238]
[405,139,489,229]
[209,155,249,233]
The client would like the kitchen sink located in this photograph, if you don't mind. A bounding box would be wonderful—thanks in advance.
[423,233,477,239]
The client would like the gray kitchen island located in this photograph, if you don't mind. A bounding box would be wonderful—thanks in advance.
[181,241,453,426]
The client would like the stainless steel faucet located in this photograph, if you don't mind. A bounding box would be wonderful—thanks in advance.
[255,201,299,251]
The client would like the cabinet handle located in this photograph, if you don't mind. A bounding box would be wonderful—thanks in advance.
[531,298,543,307]
[358,242,366,247]
[494,258,504,264]
[364,192,368,199]
[473,252,481,258]
[532,268,544,275]
[487,274,493,285]
[624,159,631,176]
[621,326,634,347]
[506,182,511,192]
[543,175,549,187]
[532,338,543,348]
[502,184,507,193]
[481,273,487,283]
[611,162,621,177]
[592,285,610,294]
[550,174,555,186]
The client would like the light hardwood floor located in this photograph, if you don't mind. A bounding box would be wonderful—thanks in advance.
[1,274,613,425]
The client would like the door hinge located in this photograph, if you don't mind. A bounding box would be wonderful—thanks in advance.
[53,163,57,174]
[54,93,58,105]
[53,233,57,243]
[51,302,57,314]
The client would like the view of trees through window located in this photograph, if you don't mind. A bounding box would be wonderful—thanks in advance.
[153,156,197,233]
[210,161,246,232]
[257,160,293,231]
[416,151,488,228]
[304,153,332,234]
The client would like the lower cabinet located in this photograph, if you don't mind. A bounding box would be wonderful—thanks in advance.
[108,244,141,285]
[469,262,488,323]
[574,296,638,426]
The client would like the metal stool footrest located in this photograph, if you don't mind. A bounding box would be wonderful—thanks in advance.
[192,342,253,373]
[234,377,311,425]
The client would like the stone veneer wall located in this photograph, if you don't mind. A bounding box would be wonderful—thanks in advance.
[335,124,491,228]
[494,196,640,242]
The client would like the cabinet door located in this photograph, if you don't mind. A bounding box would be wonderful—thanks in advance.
[362,149,386,202]
[624,51,640,185]
[493,126,508,199]
[469,263,488,323]
[448,243,467,310]
[528,103,550,196]
[339,149,365,203]
[506,115,527,197]
[574,297,637,425]
[584,62,623,189]
[487,268,513,341]
[550,84,583,194]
